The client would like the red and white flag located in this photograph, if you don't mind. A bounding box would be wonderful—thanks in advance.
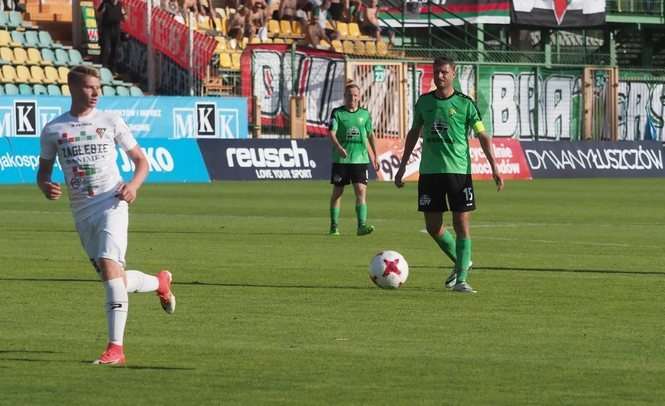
[512,0,605,27]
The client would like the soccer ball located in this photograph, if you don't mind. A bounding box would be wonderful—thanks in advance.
[369,250,409,289]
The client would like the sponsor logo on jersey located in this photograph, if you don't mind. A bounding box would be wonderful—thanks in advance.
[96,128,107,138]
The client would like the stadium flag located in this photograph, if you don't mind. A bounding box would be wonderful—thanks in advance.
[512,0,605,27]
[379,0,511,27]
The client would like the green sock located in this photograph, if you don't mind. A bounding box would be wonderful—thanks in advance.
[433,229,457,263]
[330,207,340,228]
[355,204,367,227]
[455,238,472,282]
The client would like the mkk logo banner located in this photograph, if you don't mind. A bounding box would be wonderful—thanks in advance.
[0,96,248,139]
[198,138,352,181]
[522,141,665,178]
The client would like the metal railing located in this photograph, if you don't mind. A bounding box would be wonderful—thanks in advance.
[607,0,664,15]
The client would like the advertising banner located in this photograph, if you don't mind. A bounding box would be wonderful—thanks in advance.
[373,137,531,181]
[522,141,665,178]
[198,138,337,181]
[512,0,605,28]
[0,138,209,184]
[0,96,248,140]
[378,0,510,27]
[618,72,665,142]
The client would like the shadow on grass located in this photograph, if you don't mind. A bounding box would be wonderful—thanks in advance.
[410,265,665,277]
[0,350,58,354]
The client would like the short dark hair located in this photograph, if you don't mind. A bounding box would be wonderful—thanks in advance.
[433,56,455,68]
[345,82,360,93]
[67,65,101,86]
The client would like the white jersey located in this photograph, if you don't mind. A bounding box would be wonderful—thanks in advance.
[40,109,138,221]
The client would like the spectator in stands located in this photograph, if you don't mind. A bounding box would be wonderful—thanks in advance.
[328,0,343,21]
[227,5,249,45]
[97,0,126,69]
[301,2,337,48]
[275,0,298,20]
[361,0,395,44]
[246,1,268,42]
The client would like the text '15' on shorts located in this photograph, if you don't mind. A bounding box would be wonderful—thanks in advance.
[417,173,476,212]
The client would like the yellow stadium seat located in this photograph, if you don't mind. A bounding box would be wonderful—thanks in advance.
[231,53,240,70]
[57,66,69,84]
[61,84,70,96]
[219,53,232,69]
[213,17,224,33]
[365,40,376,56]
[268,20,280,37]
[291,20,302,35]
[273,37,285,44]
[27,48,45,65]
[250,36,261,44]
[0,31,12,47]
[279,20,292,36]
[377,40,388,56]
[353,41,365,55]
[0,46,13,63]
[331,40,343,53]
[44,66,59,83]
[336,22,349,37]
[348,22,361,38]
[262,37,273,44]
[30,65,46,83]
[16,65,35,83]
[343,40,354,54]
[13,47,29,65]
[215,36,226,52]
[197,16,213,31]
[2,65,17,82]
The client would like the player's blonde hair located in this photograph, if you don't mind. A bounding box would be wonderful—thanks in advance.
[67,65,101,86]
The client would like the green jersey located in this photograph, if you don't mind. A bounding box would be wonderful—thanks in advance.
[412,91,486,174]
[329,106,373,164]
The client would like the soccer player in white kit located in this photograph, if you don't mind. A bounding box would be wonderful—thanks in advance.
[37,65,176,365]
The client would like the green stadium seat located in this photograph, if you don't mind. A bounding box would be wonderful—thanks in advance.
[47,84,62,96]
[41,48,61,66]
[38,30,59,48]
[102,85,116,96]
[5,83,19,95]
[24,30,40,48]
[115,86,129,96]
[55,48,70,65]
[10,31,27,47]
[68,48,85,66]
[0,84,4,95]
[33,83,48,95]
[100,67,113,85]
[8,12,33,30]
[0,12,9,30]
[129,86,143,96]
[19,83,33,95]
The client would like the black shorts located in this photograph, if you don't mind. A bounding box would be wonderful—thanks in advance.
[331,163,368,186]
[417,173,476,212]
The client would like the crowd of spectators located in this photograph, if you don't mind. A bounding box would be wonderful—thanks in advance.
[156,0,394,50]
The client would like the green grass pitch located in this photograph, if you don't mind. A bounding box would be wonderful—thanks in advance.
[1,179,665,405]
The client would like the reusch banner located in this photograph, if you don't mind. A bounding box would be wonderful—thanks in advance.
[379,0,510,27]
[512,0,605,27]
[0,138,209,184]
[0,96,248,140]
[373,137,532,181]
[198,138,358,181]
[522,141,665,178]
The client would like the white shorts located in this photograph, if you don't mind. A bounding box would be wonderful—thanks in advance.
[75,199,129,272]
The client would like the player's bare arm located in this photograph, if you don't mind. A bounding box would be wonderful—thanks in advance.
[37,158,62,200]
[394,126,421,188]
[477,131,504,191]
[116,145,148,204]
[329,130,348,158]
[366,131,379,171]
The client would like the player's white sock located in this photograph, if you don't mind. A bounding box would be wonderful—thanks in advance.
[104,277,128,345]
[125,270,159,293]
